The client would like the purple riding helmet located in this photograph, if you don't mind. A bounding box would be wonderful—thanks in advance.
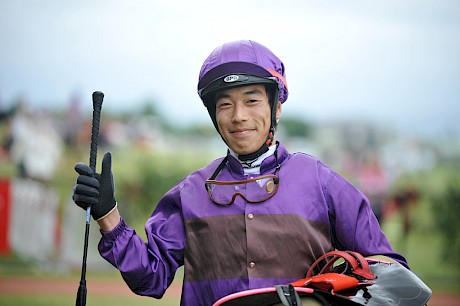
[197,40,289,161]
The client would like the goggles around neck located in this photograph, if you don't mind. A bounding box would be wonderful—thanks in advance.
[205,151,280,206]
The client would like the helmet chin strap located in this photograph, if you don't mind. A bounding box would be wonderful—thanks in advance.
[237,126,274,161]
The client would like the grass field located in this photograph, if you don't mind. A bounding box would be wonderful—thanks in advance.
[0,295,179,306]
[0,270,182,306]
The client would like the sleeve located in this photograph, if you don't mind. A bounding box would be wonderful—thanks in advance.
[322,166,409,268]
[98,181,186,298]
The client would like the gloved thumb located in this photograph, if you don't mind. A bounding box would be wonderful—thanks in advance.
[91,151,116,220]
[101,152,112,177]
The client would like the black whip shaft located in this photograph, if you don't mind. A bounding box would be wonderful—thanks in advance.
[76,91,104,306]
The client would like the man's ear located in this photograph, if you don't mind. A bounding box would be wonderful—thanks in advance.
[276,101,282,122]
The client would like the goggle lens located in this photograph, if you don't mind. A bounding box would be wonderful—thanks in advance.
[206,175,279,205]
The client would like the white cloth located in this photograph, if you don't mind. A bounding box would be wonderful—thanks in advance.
[229,145,277,175]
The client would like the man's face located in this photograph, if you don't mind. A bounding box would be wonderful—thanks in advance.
[215,84,281,156]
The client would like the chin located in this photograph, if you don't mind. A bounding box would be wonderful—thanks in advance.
[229,141,263,156]
[232,147,258,156]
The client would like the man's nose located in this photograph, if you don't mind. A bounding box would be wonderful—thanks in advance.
[231,103,248,123]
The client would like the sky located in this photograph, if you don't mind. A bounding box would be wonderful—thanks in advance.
[1,0,459,139]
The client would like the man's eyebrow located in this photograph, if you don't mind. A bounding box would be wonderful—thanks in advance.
[242,89,264,96]
[214,92,230,101]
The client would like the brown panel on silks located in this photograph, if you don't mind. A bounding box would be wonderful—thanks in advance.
[184,213,332,282]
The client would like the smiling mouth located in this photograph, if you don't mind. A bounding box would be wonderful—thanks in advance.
[231,129,255,135]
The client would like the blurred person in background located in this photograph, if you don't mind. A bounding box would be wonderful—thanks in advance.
[0,104,15,160]
[63,93,84,148]
[72,40,408,305]
[8,99,63,184]
[356,152,389,223]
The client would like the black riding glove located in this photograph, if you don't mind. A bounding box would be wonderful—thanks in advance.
[72,152,117,220]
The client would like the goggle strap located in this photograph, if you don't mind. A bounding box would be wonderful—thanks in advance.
[209,156,228,180]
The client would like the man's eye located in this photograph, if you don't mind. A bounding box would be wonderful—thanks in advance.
[217,102,231,108]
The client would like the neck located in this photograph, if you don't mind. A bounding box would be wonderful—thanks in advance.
[230,144,277,175]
